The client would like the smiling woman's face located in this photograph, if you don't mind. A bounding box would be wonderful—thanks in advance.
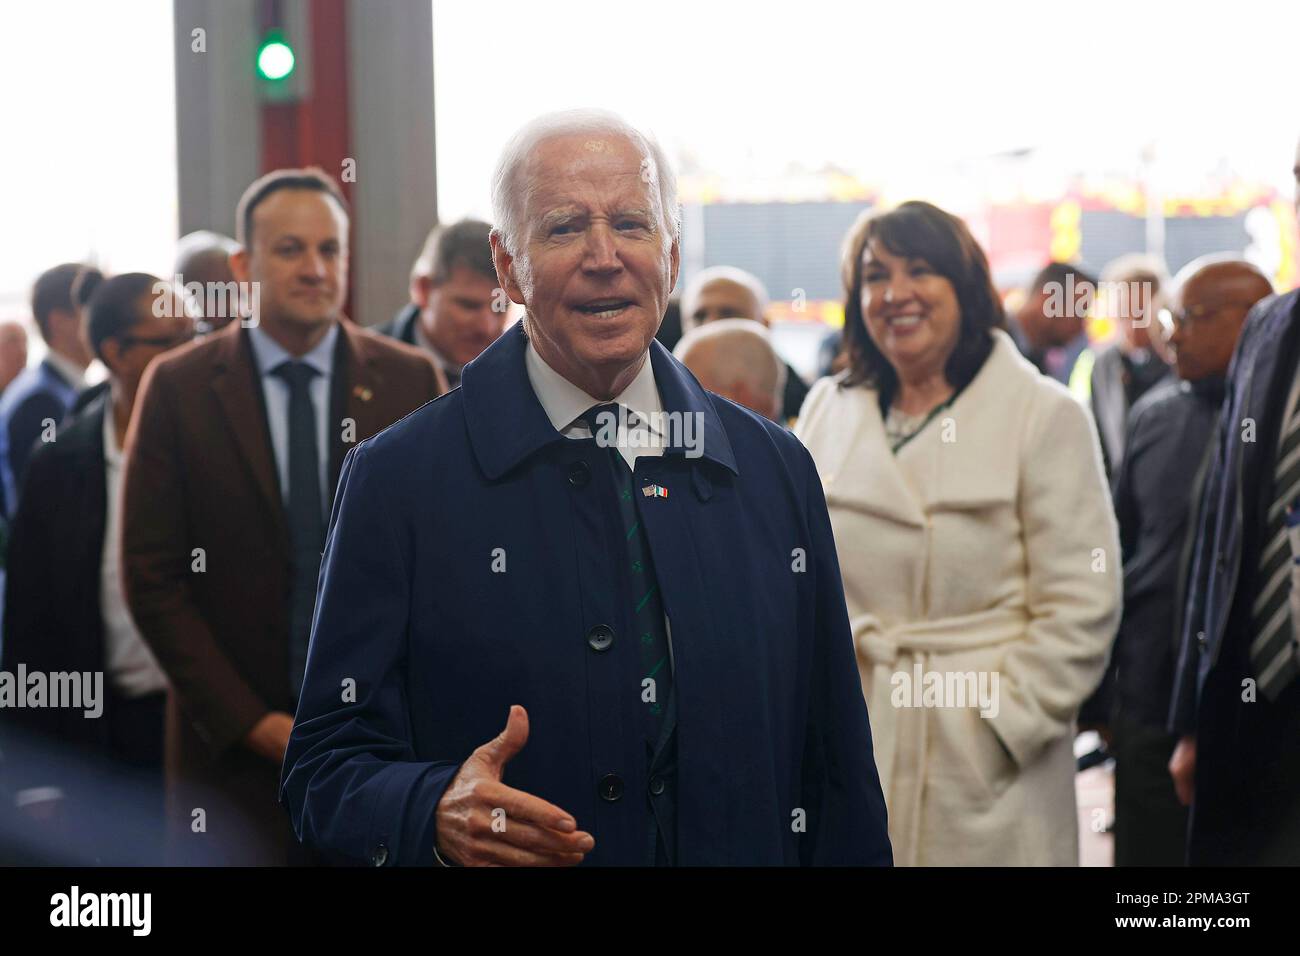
[860,238,962,384]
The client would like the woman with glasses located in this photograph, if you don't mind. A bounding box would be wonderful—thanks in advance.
[795,201,1121,865]
[1,273,194,849]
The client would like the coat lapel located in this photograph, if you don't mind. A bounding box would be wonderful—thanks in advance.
[818,380,926,529]
[332,321,392,496]
[209,322,286,540]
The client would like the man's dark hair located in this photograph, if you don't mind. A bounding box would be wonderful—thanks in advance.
[411,219,496,285]
[31,262,86,342]
[85,273,162,363]
[1028,261,1097,296]
[235,167,349,247]
[840,200,1005,399]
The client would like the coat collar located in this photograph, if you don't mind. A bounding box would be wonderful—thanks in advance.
[461,320,738,480]
[819,329,1032,529]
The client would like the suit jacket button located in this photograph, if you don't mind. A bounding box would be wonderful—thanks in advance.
[568,460,591,488]
[587,624,614,652]
[648,775,666,796]
[370,843,389,866]
[1197,631,1208,649]
[599,773,624,802]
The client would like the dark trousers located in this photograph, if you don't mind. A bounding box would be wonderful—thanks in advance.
[1112,709,1188,866]
[106,689,166,827]
[1191,654,1300,865]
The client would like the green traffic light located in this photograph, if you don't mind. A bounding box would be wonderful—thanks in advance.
[257,34,295,81]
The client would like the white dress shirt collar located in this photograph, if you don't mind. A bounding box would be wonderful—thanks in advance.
[247,321,338,378]
[524,336,662,430]
[523,332,665,468]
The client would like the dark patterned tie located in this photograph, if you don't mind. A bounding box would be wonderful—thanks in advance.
[579,403,673,745]
[273,360,325,702]
[1252,373,1300,700]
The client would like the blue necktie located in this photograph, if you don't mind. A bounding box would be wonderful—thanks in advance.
[273,360,324,701]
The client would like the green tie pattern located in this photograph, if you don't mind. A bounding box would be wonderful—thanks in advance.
[581,403,673,744]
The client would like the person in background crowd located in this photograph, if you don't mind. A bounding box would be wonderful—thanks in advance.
[1101,258,1270,866]
[1079,254,1173,478]
[679,265,810,424]
[1170,138,1300,864]
[0,263,92,518]
[673,318,786,422]
[796,200,1120,865]
[281,109,891,867]
[2,273,195,829]
[0,323,29,399]
[122,167,445,865]
[379,219,506,389]
[174,230,239,333]
[1011,261,1096,386]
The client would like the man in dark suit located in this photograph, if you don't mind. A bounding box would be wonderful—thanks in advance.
[281,111,891,867]
[0,262,93,518]
[1171,140,1300,863]
[123,168,445,865]
[377,219,506,389]
[2,274,193,810]
[1105,259,1268,866]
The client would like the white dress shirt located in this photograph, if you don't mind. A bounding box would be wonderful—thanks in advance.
[247,323,337,513]
[523,335,667,469]
[101,403,169,697]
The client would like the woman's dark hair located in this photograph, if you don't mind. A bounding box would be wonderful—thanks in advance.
[85,273,163,363]
[839,200,1004,400]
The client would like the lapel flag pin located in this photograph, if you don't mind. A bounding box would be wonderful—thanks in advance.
[353,385,373,402]
[641,483,668,499]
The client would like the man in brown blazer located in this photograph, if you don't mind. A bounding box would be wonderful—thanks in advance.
[122,168,446,864]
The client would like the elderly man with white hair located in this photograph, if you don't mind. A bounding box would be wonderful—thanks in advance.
[681,265,810,422]
[674,318,786,422]
[280,109,891,867]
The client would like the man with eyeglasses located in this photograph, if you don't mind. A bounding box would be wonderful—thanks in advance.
[1169,236,1300,862]
[1,274,195,845]
[1094,258,1269,866]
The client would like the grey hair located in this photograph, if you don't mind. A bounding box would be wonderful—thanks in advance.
[174,230,238,273]
[679,265,770,332]
[489,108,681,256]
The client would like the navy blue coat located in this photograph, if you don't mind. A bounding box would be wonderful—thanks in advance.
[1171,289,1300,862]
[281,322,891,866]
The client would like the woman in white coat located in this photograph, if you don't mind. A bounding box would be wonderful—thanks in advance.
[795,201,1121,865]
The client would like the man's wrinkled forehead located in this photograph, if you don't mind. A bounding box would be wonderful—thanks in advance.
[520,132,657,215]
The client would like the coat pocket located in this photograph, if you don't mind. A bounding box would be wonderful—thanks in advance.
[928,697,1017,805]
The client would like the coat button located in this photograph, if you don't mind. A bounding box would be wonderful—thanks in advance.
[1216,552,1226,573]
[648,775,665,796]
[567,460,590,488]
[599,773,624,802]
[370,843,389,866]
[1197,631,1208,650]
[587,624,614,652]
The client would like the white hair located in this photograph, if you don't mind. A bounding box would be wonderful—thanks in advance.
[489,108,680,257]
[174,230,238,273]
[679,265,770,332]
[673,317,785,406]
